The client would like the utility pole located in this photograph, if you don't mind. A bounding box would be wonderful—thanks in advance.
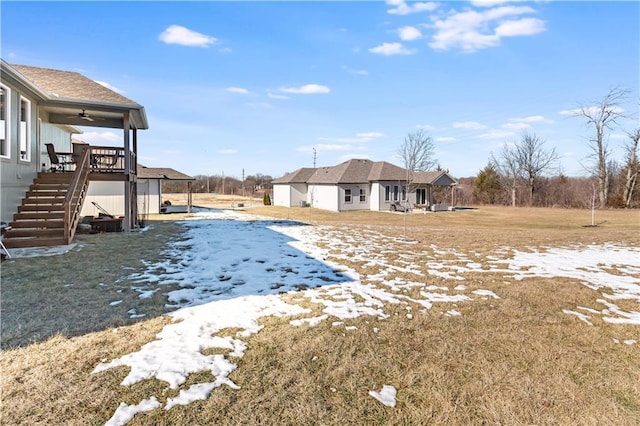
[313,147,317,168]
[222,171,225,195]
[242,168,245,197]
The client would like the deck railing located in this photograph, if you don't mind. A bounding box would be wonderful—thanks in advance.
[63,147,91,243]
[88,145,126,173]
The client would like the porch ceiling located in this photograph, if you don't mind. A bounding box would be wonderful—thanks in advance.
[44,102,147,130]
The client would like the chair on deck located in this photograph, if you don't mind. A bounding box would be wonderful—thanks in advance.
[91,151,120,170]
[45,143,74,172]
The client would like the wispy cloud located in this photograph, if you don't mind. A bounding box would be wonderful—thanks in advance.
[495,18,546,37]
[218,149,238,155]
[398,26,423,41]
[428,6,546,52]
[386,0,438,15]
[356,132,384,140]
[95,80,125,94]
[226,87,251,94]
[339,153,371,162]
[77,131,120,144]
[416,124,437,130]
[435,136,458,142]
[317,132,384,144]
[470,0,514,7]
[159,25,218,47]
[509,115,552,123]
[280,84,330,94]
[477,130,516,139]
[501,122,531,130]
[318,143,353,151]
[559,106,625,116]
[342,66,369,76]
[453,121,487,130]
[610,133,628,140]
[267,92,289,100]
[369,42,415,56]
[245,102,273,109]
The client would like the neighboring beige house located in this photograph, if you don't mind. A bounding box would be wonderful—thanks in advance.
[272,158,458,212]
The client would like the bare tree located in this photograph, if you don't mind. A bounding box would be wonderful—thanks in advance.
[571,87,630,207]
[491,148,520,207]
[514,133,559,206]
[398,130,437,186]
[397,129,436,239]
[621,128,640,207]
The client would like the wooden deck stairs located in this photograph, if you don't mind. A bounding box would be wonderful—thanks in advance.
[3,150,91,249]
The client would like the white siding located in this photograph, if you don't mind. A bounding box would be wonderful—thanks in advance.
[308,184,338,211]
[82,180,164,217]
[370,182,382,211]
[0,86,39,223]
[82,181,125,217]
[40,122,74,171]
[273,184,291,207]
[337,184,370,212]
[290,183,307,207]
[138,179,162,215]
[273,183,309,207]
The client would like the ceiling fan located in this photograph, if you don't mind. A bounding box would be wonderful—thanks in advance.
[68,109,104,122]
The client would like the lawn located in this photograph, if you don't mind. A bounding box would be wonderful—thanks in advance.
[1,205,639,425]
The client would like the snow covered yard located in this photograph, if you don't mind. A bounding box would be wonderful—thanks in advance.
[1,207,639,425]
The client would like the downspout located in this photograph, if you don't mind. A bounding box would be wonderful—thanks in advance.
[123,112,131,232]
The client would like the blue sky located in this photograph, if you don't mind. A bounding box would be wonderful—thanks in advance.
[2,1,638,179]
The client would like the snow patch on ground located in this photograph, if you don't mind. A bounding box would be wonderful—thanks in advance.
[369,385,397,407]
[92,209,639,425]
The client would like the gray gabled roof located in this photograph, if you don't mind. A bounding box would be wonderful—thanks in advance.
[368,161,407,182]
[1,60,149,130]
[414,170,457,186]
[11,64,140,107]
[272,167,317,184]
[137,165,194,181]
[308,159,369,184]
[274,159,458,186]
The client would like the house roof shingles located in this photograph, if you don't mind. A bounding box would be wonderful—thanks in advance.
[11,64,140,107]
[276,159,457,186]
[272,167,317,184]
[137,165,194,181]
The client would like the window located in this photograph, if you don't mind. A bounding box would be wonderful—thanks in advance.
[344,188,352,203]
[401,186,406,201]
[0,85,8,158]
[359,188,366,202]
[19,97,30,161]
[384,185,390,202]
[393,185,399,201]
[416,188,426,205]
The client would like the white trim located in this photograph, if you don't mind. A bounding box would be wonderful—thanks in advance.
[0,83,10,159]
[18,96,31,162]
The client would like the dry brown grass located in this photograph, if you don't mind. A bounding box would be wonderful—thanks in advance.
[1,220,187,349]
[1,205,639,425]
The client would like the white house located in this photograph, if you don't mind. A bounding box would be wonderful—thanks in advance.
[1,59,148,247]
[272,159,458,212]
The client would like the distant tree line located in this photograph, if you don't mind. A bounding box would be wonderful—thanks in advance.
[468,87,639,208]
[462,165,638,208]
[163,173,274,197]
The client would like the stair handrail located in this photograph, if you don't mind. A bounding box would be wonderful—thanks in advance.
[63,147,91,244]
